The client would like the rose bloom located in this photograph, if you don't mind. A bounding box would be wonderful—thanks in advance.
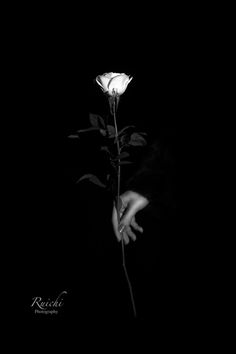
[96,72,133,96]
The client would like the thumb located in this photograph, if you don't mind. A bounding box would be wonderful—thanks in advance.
[112,202,122,241]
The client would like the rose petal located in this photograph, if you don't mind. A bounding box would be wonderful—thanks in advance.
[105,72,123,79]
[102,72,114,80]
[108,74,132,95]
[96,76,104,89]
[96,75,110,92]
[103,72,121,80]
[99,75,111,91]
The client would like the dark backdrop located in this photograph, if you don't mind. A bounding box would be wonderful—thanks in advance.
[11,29,192,329]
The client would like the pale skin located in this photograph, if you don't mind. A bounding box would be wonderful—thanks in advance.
[112,191,149,245]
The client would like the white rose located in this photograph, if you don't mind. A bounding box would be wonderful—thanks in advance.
[96,72,133,96]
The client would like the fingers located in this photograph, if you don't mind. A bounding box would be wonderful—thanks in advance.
[131,217,143,233]
[125,226,136,241]
[112,192,148,245]
[112,203,133,244]
[114,221,141,245]
[119,216,143,244]
[122,230,130,244]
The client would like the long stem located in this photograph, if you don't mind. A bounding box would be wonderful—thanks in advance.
[112,97,137,318]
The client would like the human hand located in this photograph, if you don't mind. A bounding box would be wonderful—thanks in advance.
[112,191,149,244]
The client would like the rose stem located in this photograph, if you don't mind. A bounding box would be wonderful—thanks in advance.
[112,97,137,318]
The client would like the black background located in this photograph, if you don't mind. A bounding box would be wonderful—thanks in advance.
[8,17,200,332]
